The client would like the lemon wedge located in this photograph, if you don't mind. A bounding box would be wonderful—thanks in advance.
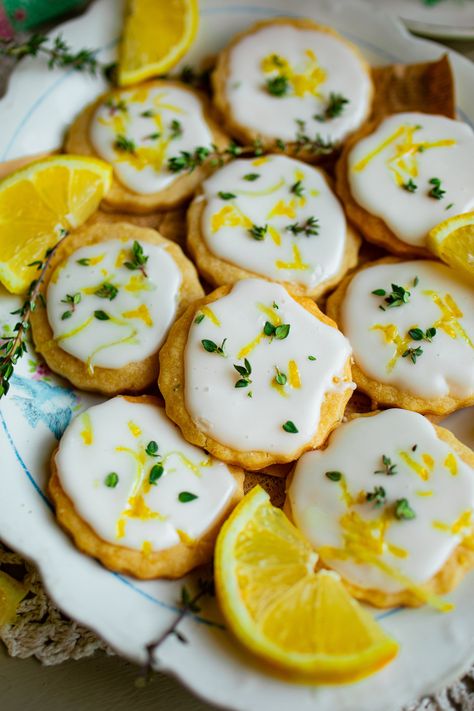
[118,0,199,86]
[0,156,112,294]
[428,212,474,281]
[215,486,398,682]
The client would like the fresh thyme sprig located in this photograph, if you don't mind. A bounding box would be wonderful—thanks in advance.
[0,234,69,398]
[124,241,148,277]
[167,122,334,176]
[402,345,424,364]
[366,485,386,507]
[60,292,81,320]
[314,93,349,122]
[0,34,103,76]
[234,359,252,388]
[374,455,397,476]
[146,577,215,671]
[372,282,412,310]
[286,216,319,237]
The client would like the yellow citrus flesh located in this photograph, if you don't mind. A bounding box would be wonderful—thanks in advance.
[428,212,474,281]
[215,486,398,683]
[0,571,28,625]
[0,156,112,294]
[118,0,199,86]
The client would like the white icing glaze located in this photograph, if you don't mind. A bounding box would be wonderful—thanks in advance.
[225,24,371,144]
[348,112,474,246]
[90,85,213,194]
[200,154,347,289]
[56,397,237,552]
[47,239,181,370]
[341,260,474,400]
[288,408,474,594]
[184,278,352,454]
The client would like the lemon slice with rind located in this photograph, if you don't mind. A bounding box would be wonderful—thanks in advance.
[215,486,398,683]
[428,212,474,280]
[0,156,112,294]
[118,0,199,86]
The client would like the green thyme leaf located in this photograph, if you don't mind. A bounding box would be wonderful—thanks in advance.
[428,177,445,200]
[286,216,319,237]
[403,178,417,193]
[325,471,342,482]
[275,324,290,340]
[76,258,91,266]
[194,313,205,324]
[149,464,164,484]
[249,224,268,241]
[290,180,305,197]
[145,440,159,457]
[282,420,298,433]
[266,75,289,97]
[314,92,349,121]
[201,338,227,356]
[169,119,183,139]
[218,191,237,200]
[94,310,110,321]
[366,485,386,507]
[114,134,136,153]
[308,355,317,361]
[178,491,198,503]
[104,472,119,488]
[394,498,416,520]
[274,366,287,386]
[95,282,118,300]
[243,173,260,181]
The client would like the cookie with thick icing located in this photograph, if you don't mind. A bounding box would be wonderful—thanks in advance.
[286,408,474,608]
[159,277,353,471]
[187,154,360,298]
[212,17,373,156]
[327,258,474,415]
[50,395,243,579]
[336,111,474,257]
[65,80,228,214]
[30,222,203,394]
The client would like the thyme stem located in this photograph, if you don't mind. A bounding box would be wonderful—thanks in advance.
[0,233,69,398]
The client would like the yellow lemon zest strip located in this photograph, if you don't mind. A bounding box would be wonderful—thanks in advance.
[128,421,142,438]
[162,451,203,477]
[423,291,474,348]
[124,494,165,521]
[80,413,93,446]
[116,519,126,539]
[370,324,411,373]
[267,198,297,219]
[257,303,281,326]
[268,226,281,246]
[288,360,301,389]
[444,453,458,476]
[177,529,195,545]
[56,315,94,343]
[237,333,264,360]
[200,306,220,326]
[275,244,310,271]
[399,451,430,481]
[416,490,434,497]
[122,304,153,327]
[211,205,253,232]
[433,510,472,536]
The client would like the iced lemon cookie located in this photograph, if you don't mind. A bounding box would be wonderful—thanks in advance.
[327,259,474,415]
[337,111,474,256]
[212,18,373,155]
[65,80,228,213]
[30,222,203,394]
[50,396,243,579]
[159,278,353,471]
[287,408,474,608]
[187,154,360,298]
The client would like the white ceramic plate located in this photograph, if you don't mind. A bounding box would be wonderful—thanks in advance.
[1,2,474,710]
[366,0,474,40]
